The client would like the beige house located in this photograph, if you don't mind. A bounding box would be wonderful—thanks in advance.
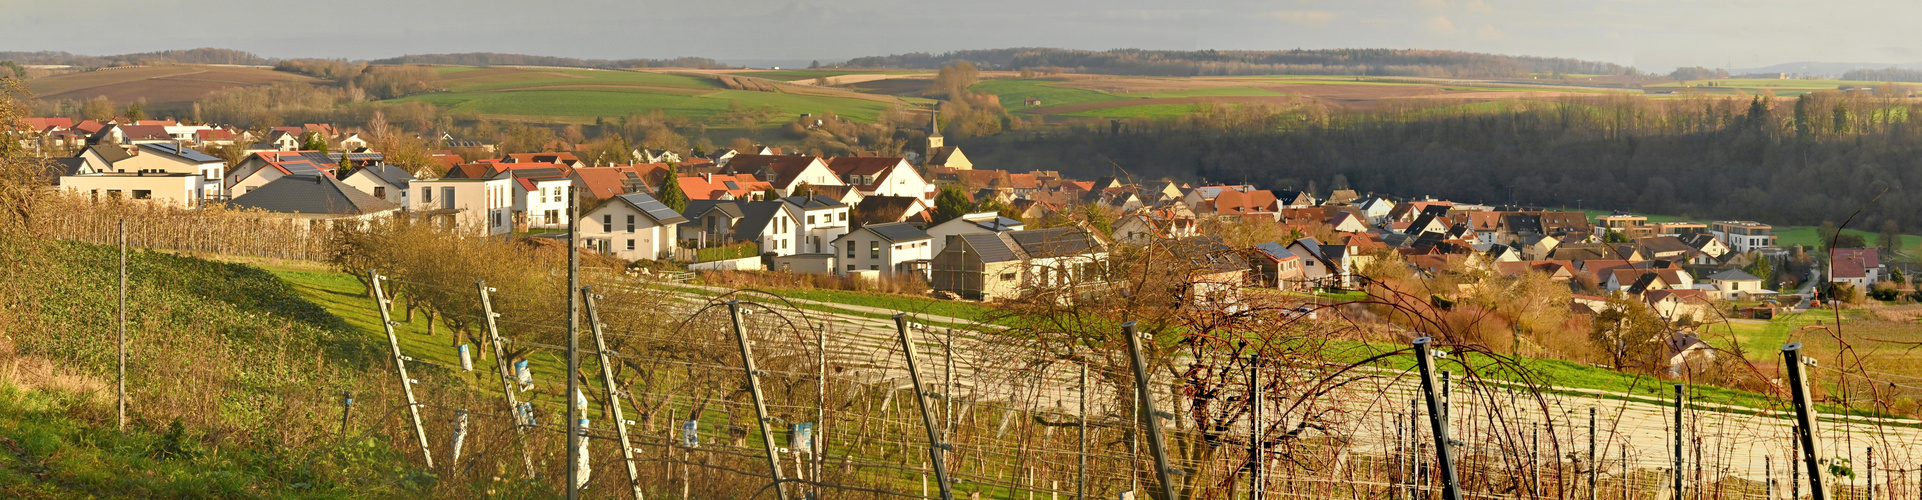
[60,173,202,208]
[409,176,515,236]
[930,227,1108,301]
[581,192,689,261]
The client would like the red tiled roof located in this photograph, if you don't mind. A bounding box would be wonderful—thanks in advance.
[573,167,636,200]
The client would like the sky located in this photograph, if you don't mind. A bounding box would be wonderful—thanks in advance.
[1,0,1916,72]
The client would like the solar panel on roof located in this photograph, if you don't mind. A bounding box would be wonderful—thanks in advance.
[723,181,740,190]
[627,195,685,222]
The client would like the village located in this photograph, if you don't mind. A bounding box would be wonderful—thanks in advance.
[11,110,1911,376]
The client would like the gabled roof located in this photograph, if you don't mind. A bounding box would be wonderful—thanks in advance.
[681,200,792,241]
[1010,227,1103,258]
[720,154,824,188]
[353,164,415,189]
[954,232,1023,263]
[853,196,925,226]
[80,144,133,164]
[1831,248,1881,270]
[1503,213,1544,234]
[572,166,638,200]
[223,175,399,215]
[1252,242,1299,262]
[780,195,847,209]
[612,192,689,225]
[1831,257,1867,279]
[863,222,931,242]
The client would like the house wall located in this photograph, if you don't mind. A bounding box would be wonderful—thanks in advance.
[410,178,513,236]
[835,232,931,278]
[771,254,836,275]
[518,179,572,227]
[115,153,223,199]
[60,174,200,209]
[231,169,285,197]
[583,203,676,260]
[797,206,850,254]
[926,215,1009,255]
[866,163,934,200]
[341,173,407,205]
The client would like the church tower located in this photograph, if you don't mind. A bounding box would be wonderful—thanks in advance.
[926,106,943,150]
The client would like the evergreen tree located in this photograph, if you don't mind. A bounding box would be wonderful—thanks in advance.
[932,184,972,225]
[657,164,689,213]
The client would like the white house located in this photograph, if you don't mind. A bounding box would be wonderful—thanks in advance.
[826,157,934,200]
[113,143,226,200]
[720,155,844,196]
[926,212,1024,255]
[582,192,689,261]
[60,173,202,208]
[341,164,415,206]
[1355,196,1396,224]
[503,167,573,229]
[409,176,515,236]
[830,222,932,278]
[222,174,400,221]
[782,195,852,255]
[678,200,802,256]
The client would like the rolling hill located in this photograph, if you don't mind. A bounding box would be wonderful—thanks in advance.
[26,65,318,107]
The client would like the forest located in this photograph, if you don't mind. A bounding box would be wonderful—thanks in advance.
[842,47,1630,77]
[0,48,271,68]
[958,91,1922,232]
[1841,66,1922,83]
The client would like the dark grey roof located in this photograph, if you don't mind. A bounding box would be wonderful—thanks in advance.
[680,200,799,242]
[223,175,399,215]
[47,158,88,179]
[1503,213,1544,235]
[298,151,337,165]
[356,164,415,189]
[276,160,325,176]
[508,167,568,180]
[616,192,689,225]
[955,233,1022,263]
[1009,227,1101,258]
[1292,237,1324,258]
[80,144,132,164]
[779,195,846,209]
[1253,241,1291,261]
[139,142,222,163]
[865,222,930,242]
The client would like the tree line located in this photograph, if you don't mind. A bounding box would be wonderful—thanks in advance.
[367,52,727,69]
[843,47,1630,78]
[0,48,271,68]
[1842,67,1922,83]
[958,92,1922,234]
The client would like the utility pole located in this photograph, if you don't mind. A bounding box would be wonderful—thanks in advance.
[1248,353,1264,500]
[1672,384,1684,500]
[1589,407,1598,500]
[370,270,431,467]
[1412,337,1461,500]
[894,314,954,500]
[117,218,127,431]
[1784,343,1828,500]
[583,288,644,500]
[732,301,791,500]
[566,191,582,499]
[816,322,828,500]
[1077,358,1088,500]
[476,281,535,478]
[1121,321,1180,500]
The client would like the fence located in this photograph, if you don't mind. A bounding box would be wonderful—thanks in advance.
[354,269,1922,500]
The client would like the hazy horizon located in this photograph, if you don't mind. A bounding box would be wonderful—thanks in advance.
[4,0,1920,72]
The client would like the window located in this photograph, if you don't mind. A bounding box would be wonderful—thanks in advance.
[869,241,880,259]
[1001,272,1016,280]
[626,215,636,233]
[132,190,151,200]
[602,215,612,233]
[107,190,123,199]
[846,241,856,258]
[421,187,433,204]
[441,187,456,209]
[870,265,879,271]
[847,264,856,271]
[492,212,502,227]
[626,239,635,251]
[839,212,847,222]
[808,215,816,225]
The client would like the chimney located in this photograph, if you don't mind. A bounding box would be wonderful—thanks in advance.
[704,173,713,183]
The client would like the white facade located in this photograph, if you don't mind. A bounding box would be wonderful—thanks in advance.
[341,170,409,206]
[926,212,1023,255]
[831,227,932,278]
[117,147,225,200]
[793,203,851,255]
[1711,221,1775,253]
[409,178,515,236]
[583,200,681,261]
[515,178,573,228]
[60,174,202,209]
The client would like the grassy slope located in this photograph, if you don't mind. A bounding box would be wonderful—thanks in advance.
[0,243,424,497]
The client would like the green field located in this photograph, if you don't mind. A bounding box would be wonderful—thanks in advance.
[439,68,722,92]
[971,79,1127,110]
[1062,103,1217,119]
[395,88,896,124]
[743,70,931,81]
[1122,86,1286,98]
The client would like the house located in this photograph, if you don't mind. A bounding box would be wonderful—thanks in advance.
[927,212,1024,255]
[89,124,175,146]
[1323,189,1360,206]
[1286,238,1342,288]
[635,148,683,164]
[1605,268,1693,293]
[1112,208,1198,244]
[502,152,585,170]
[408,175,516,236]
[1710,221,1776,253]
[1646,289,1713,323]
[825,157,933,200]
[924,122,972,170]
[1679,234,1731,260]
[1703,269,1768,301]
[1830,248,1883,286]
[1248,242,1307,290]
[1272,190,1316,209]
[60,172,202,208]
[830,222,932,278]
[570,166,648,201]
[1632,236,1710,264]
[1665,332,1715,376]
[112,143,226,200]
[582,192,689,261]
[340,164,415,206]
[1597,214,1652,238]
[228,152,336,195]
[679,200,802,256]
[73,144,132,175]
[502,167,574,229]
[221,174,400,221]
[781,195,852,254]
[1185,185,1281,220]
[1328,212,1369,233]
[1162,237,1253,309]
[719,155,843,196]
[1355,196,1396,224]
[930,227,1107,300]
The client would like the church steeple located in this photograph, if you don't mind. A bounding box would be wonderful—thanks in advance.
[927,105,944,150]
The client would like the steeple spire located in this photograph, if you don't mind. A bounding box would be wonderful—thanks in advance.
[927,104,944,150]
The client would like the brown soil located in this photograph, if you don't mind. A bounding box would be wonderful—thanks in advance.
[30,66,316,105]
[481,84,709,95]
[1022,95,1305,114]
[1055,77,1269,94]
